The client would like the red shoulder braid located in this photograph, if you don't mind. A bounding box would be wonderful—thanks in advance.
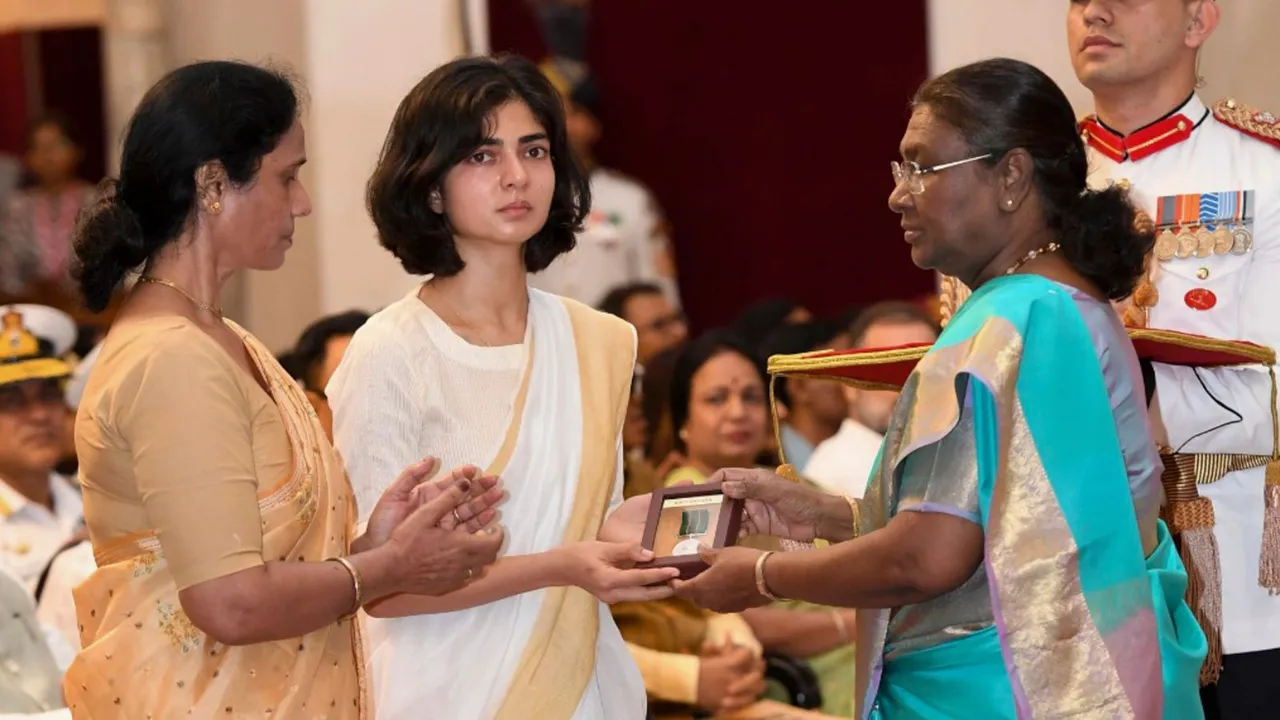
[1213,98,1280,150]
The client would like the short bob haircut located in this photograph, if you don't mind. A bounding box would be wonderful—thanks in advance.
[367,54,590,277]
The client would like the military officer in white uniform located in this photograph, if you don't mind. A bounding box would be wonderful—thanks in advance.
[0,305,82,596]
[532,57,682,308]
[1069,2,1280,717]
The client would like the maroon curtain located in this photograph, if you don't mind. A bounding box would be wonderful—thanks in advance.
[0,27,105,181]
[0,33,28,156]
[490,1,933,329]
[37,27,106,183]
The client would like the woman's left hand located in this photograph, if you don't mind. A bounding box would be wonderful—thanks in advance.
[362,460,505,550]
[672,546,772,613]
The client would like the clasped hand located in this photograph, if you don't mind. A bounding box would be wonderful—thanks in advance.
[366,457,508,596]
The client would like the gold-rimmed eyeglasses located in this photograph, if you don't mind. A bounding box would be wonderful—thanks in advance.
[890,154,993,195]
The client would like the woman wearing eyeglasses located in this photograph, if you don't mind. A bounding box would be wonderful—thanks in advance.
[669,58,1207,719]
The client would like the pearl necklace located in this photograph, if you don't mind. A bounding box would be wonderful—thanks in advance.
[1004,242,1061,275]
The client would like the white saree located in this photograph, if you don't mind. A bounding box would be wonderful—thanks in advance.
[329,287,644,720]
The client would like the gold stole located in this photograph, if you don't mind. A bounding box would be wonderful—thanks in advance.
[492,299,637,720]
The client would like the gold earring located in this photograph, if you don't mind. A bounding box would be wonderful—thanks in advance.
[209,201,222,214]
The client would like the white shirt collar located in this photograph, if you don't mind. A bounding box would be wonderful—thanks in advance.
[0,473,82,528]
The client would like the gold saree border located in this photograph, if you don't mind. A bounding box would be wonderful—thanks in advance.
[492,299,636,720]
[854,316,1136,719]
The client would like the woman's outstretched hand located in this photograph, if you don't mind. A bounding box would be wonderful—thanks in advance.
[672,545,770,613]
[557,541,680,603]
[713,467,854,543]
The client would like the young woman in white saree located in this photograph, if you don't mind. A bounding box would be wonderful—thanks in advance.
[328,55,680,719]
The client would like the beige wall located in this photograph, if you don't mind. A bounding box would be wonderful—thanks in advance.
[926,0,1092,113]
[926,0,1280,114]
[304,0,466,318]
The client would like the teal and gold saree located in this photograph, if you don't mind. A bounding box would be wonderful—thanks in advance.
[854,275,1205,719]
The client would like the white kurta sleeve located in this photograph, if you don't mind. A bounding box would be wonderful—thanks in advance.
[327,323,423,525]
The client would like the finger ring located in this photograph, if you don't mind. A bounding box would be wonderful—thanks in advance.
[452,509,463,525]
[464,567,474,581]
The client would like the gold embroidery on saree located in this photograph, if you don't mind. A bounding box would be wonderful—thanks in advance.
[990,403,1134,719]
[156,600,202,654]
[856,316,1137,718]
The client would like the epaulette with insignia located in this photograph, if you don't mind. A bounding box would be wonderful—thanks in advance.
[1214,98,1280,150]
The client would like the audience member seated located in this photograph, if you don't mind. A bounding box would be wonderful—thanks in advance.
[0,115,100,325]
[664,331,856,717]
[599,282,688,368]
[0,305,83,595]
[805,302,939,498]
[278,310,369,438]
[758,322,852,473]
[730,298,811,355]
[641,346,686,474]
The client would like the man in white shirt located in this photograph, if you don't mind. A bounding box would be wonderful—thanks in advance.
[532,57,681,308]
[759,322,852,473]
[805,303,939,499]
[0,305,82,596]
[1069,2,1280,716]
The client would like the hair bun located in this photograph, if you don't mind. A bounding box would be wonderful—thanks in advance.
[1059,185,1155,301]
[72,181,147,311]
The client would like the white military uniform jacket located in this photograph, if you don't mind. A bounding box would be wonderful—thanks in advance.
[1084,93,1280,655]
[529,167,680,308]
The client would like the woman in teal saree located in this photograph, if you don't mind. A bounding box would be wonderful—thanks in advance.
[672,58,1206,719]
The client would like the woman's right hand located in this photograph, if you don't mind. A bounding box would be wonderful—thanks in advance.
[379,477,506,597]
[696,641,766,713]
[557,541,681,603]
[714,467,854,543]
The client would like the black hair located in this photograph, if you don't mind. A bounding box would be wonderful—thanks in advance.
[669,330,765,453]
[757,321,845,409]
[913,58,1154,300]
[641,345,681,461]
[291,310,370,392]
[730,298,807,353]
[367,54,590,278]
[598,281,664,319]
[845,301,939,348]
[277,350,303,381]
[25,111,83,151]
[71,60,300,312]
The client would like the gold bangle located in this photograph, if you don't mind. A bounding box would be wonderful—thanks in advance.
[844,495,861,540]
[829,610,849,644]
[755,551,780,601]
[331,556,363,620]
